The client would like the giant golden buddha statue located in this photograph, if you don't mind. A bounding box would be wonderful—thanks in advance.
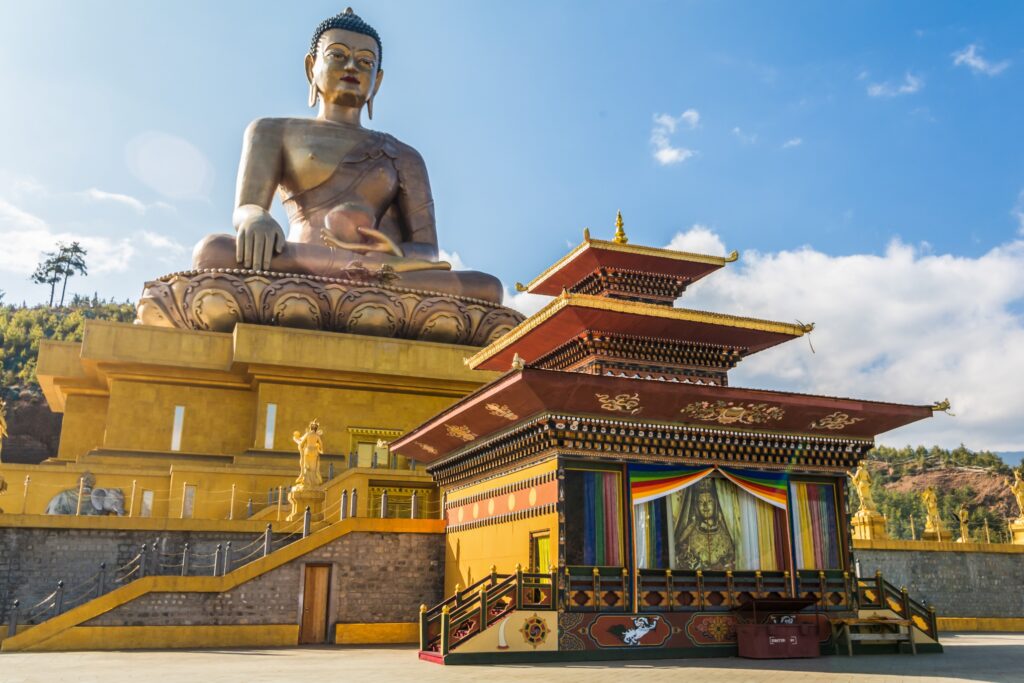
[137,9,521,344]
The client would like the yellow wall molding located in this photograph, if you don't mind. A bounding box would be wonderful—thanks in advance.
[936,617,1024,632]
[1,517,444,652]
[14,625,299,652]
[854,538,1024,554]
[334,622,418,644]
[0,513,294,533]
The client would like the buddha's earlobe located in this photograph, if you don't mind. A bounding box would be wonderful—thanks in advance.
[367,97,374,120]
[308,81,319,108]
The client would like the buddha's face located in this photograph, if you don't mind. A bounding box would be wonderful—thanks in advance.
[697,492,716,521]
[305,28,382,109]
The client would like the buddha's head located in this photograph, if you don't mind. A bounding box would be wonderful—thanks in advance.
[306,8,383,116]
[697,490,716,521]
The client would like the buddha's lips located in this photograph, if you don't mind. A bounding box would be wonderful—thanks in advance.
[341,76,359,84]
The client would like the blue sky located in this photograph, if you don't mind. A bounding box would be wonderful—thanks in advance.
[1,1,1022,452]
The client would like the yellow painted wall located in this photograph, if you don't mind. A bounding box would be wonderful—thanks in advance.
[255,383,454,455]
[57,395,108,461]
[334,622,418,644]
[103,381,254,456]
[442,458,559,594]
[446,512,560,595]
[11,625,299,652]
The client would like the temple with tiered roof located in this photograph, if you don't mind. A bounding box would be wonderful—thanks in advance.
[397,215,944,663]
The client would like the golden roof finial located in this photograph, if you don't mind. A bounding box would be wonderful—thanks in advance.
[613,210,628,244]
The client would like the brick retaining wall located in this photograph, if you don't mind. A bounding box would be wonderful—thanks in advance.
[855,546,1024,618]
[83,531,443,628]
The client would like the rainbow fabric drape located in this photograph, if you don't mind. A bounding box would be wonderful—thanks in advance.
[718,467,790,509]
[629,464,715,504]
[581,471,624,565]
[789,481,841,569]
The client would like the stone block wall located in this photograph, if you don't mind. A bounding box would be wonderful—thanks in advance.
[0,527,284,622]
[856,547,1024,618]
[84,530,443,628]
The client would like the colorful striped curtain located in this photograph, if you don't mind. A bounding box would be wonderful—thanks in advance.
[789,481,842,569]
[630,464,788,571]
[629,464,715,504]
[580,470,624,566]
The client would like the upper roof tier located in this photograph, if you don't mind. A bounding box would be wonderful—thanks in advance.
[515,213,738,303]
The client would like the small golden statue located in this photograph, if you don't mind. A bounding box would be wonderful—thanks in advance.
[1006,471,1024,545]
[920,486,948,541]
[287,420,327,522]
[293,420,325,489]
[957,503,970,543]
[849,463,877,513]
[1006,470,1024,520]
[849,462,888,540]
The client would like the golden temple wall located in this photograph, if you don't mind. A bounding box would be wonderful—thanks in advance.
[0,320,496,522]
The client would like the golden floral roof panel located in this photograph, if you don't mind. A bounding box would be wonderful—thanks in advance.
[391,368,934,464]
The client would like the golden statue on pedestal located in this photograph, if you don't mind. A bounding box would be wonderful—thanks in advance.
[287,420,327,522]
[957,503,970,543]
[849,462,888,540]
[136,8,523,344]
[293,420,325,490]
[849,463,877,513]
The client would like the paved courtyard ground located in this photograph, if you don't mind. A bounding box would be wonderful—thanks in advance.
[1,632,1022,683]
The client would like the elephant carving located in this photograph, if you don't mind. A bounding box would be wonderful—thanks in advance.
[45,485,126,516]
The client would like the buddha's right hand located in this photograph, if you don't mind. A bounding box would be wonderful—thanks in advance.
[235,211,286,271]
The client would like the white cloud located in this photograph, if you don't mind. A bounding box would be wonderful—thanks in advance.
[503,286,548,317]
[437,248,468,271]
[732,127,757,144]
[0,198,135,275]
[665,227,1024,451]
[781,137,803,149]
[867,72,923,98]
[125,132,214,200]
[952,44,1010,77]
[81,188,147,214]
[666,224,727,256]
[651,110,699,166]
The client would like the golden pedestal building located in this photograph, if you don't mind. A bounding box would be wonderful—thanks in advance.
[2,320,501,521]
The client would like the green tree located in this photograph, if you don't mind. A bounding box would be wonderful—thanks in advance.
[30,253,62,306]
[54,242,88,307]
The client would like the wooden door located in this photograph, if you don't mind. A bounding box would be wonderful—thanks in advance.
[299,564,331,644]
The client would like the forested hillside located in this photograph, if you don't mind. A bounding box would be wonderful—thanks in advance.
[856,444,1020,542]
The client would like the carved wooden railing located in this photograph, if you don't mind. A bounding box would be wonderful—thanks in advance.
[634,569,796,612]
[562,566,630,612]
[419,565,556,656]
[857,570,938,641]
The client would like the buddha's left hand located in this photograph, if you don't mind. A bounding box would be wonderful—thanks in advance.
[321,226,404,258]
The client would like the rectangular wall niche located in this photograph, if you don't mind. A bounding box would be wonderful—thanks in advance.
[264,403,278,449]
[170,405,185,451]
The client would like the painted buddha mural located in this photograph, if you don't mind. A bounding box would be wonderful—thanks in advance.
[191,8,501,303]
[672,479,736,571]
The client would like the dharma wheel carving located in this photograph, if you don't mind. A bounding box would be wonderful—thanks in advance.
[136,269,524,346]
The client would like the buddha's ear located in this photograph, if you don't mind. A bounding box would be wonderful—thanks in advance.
[305,53,318,108]
[372,68,384,99]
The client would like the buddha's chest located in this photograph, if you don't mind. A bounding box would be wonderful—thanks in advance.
[281,127,392,195]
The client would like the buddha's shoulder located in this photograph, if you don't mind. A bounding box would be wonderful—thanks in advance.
[375,132,426,165]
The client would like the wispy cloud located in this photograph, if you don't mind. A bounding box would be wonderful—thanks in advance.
[80,188,147,214]
[666,224,727,256]
[781,137,803,149]
[732,127,757,144]
[867,72,923,98]
[666,224,1024,451]
[952,44,1010,76]
[650,110,699,166]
